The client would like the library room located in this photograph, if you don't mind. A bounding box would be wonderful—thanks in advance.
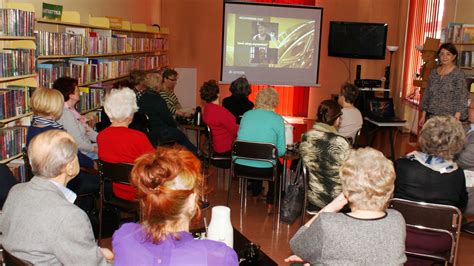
[0,0,473,265]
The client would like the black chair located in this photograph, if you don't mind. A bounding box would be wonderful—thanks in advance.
[299,160,310,226]
[229,140,280,229]
[389,198,463,265]
[97,160,136,243]
[202,125,231,190]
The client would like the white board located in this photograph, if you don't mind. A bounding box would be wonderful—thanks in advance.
[174,67,197,109]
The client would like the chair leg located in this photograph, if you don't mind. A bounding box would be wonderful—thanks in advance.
[273,179,279,230]
[226,173,233,206]
[97,181,104,244]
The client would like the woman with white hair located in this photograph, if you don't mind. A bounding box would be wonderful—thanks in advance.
[97,87,154,201]
[287,148,406,265]
[1,130,113,265]
[236,87,285,213]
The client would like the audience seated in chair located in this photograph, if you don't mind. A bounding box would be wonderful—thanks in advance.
[131,69,197,153]
[0,164,17,210]
[287,147,406,265]
[456,97,474,215]
[299,99,351,213]
[200,79,239,157]
[97,87,154,201]
[26,88,99,210]
[337,82,363,142]
[395,115,468,210]
[112,146,238,265]
[159,69,193,118]
[53,77,99,160]
[236,87,285,213]
[222,76,254,124]
[0,130,113,265]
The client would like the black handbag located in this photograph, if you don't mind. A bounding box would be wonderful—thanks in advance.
[280,161,305,224]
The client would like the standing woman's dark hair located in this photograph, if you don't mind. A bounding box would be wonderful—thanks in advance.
[230,76,251,96]
[437,43,458,63]
[52,77,78,102]
[317,100,343,126]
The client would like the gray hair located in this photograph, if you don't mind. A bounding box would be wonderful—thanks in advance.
[28,130,78,178]
[255,87,279,110]
[104,87,138,121]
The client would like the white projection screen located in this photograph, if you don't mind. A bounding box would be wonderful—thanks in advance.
[221,1,323,86]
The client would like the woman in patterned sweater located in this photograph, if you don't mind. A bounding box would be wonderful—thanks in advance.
[420,43,469,125]
[299,100,351,213]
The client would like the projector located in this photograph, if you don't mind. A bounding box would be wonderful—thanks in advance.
[354,79,382,88]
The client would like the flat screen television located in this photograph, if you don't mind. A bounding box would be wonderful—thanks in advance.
[328,21,388,60]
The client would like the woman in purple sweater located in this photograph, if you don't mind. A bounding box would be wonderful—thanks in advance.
[112,146,238,266]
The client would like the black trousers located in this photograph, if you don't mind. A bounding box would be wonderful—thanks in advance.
[234,162,283,204]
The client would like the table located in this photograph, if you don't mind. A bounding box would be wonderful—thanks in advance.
[364,117,407,160]
[191,227,278,265]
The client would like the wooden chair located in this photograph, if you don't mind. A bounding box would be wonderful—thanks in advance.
[97,160,136,243]
[229,140,280,229]
[1,246,33,266]
[388,198,463,265]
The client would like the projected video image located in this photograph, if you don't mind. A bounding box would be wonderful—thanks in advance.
[225,14,315,69]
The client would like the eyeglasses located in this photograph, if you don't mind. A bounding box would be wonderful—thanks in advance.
[167,77,177,82]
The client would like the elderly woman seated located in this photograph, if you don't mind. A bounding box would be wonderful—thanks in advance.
[200,79,239,155]
[236,87,285,213]
[26,88,99,206]
[222,76,254,123]
[112,146,238,265]
[53,77,99,159]
[395,115,468,210]
[299,99,351,213]
[0,130,113,264]
[97,87,155,201]
[288,147,406,265]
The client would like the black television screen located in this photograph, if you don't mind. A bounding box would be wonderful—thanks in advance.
[328,21,388,60]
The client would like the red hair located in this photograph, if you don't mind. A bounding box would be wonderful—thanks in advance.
[130,146,202,243]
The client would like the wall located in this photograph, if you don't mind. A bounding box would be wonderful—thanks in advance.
[162,0,407,118]
[3,0,160,25]
[443,0,474,25]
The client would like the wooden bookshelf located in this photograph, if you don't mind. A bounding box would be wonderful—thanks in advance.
[36,18,167,35]
[37,50,166,60]
[80,106,102,115]
[0,153,23,164]
[0,36,35,40]
[0,112,33,125]
[0,74,36,83]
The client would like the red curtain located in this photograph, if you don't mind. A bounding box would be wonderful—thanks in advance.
[249,0,315,117]
[402,0,443,105]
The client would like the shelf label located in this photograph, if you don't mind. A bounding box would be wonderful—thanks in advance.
[42,3,63,20]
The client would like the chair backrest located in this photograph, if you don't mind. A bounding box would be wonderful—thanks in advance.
[21,147,33,182]
[2,248,33,266]
[98,160,134,185]
[231,140,278,162]
[388,198,462,264]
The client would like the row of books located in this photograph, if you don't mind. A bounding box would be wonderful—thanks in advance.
[0,126,27,162]
[77,86,104,114]
[38,54,168,88]
[442,23,474,44]
[459,50,474,68]
[0,86,31,120]
[0,9,35,37]
[36,29,167,56]
[8,158,27,183]
[0,49,35,78]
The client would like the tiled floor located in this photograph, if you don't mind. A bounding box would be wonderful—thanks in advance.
[101,131,474,265]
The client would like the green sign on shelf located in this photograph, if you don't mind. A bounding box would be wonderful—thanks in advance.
[42,2,63,20]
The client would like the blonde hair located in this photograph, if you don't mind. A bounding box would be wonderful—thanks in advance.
[418,116,465,160]
[340,147,395,211]
[255,87,279,110]
[104,87,138,121]
[28,130,78,178]
[144,72,162,89]
[30,88,64,119]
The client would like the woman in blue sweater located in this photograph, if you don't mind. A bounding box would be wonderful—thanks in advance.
[236,87,285,213]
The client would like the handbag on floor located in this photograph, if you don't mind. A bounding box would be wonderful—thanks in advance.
[280,161,305,224]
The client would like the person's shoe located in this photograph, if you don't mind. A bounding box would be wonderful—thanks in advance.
[266,204,274,215]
